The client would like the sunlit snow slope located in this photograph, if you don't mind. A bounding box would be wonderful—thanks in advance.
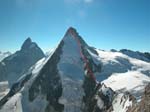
[94,49,150,98]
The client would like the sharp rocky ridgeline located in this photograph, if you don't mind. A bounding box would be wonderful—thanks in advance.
[0,27,149,112]
[0,37,45,87]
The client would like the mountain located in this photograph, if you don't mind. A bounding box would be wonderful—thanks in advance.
[0,52,11,62]
[82,82,138,112]
[94,49,150,80]
[0,37,45,86]
[120,49,150,62]
[0,27,149,112]
[83,82,150,112]
[0,27,102,112]
[93,49,150,99]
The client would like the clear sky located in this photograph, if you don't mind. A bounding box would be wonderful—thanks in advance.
[0,0,150,52]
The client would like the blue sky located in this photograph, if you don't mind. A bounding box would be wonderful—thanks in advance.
[0,0,149,52]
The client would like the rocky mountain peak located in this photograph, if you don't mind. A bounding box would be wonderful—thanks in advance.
[21,37,35,50]
[63,27,80,41]
[0,37,45,86]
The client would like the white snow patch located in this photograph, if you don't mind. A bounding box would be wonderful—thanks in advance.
[96,50,122,64]
[87,49,101,65]
[95,49,150,81]
[0,81,9,100]
[96,49,150,71]
[0,93,23,112]
[112,93,132,112]
[103,71,150,98]
[95,96,104,109]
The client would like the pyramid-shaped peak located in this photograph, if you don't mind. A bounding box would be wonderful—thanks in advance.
[24,37,32,43]
[21,37,34,50]
[67,27,77,32]
[62,27,89,49]
[65,27,79,37]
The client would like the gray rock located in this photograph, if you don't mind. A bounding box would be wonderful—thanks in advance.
[0,37,45,87]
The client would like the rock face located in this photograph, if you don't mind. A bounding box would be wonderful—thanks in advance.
[82,83,113,112]
[0,37,45,86]
[28,40,64,112]
[138,83,150,112]
[82,83,137,112]
[128,83,150,112]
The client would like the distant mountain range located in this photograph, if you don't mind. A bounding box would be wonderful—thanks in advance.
[0,27,149,112]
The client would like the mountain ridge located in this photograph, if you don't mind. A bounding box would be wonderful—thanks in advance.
[0,27,149,112]
[0,37,45,87]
